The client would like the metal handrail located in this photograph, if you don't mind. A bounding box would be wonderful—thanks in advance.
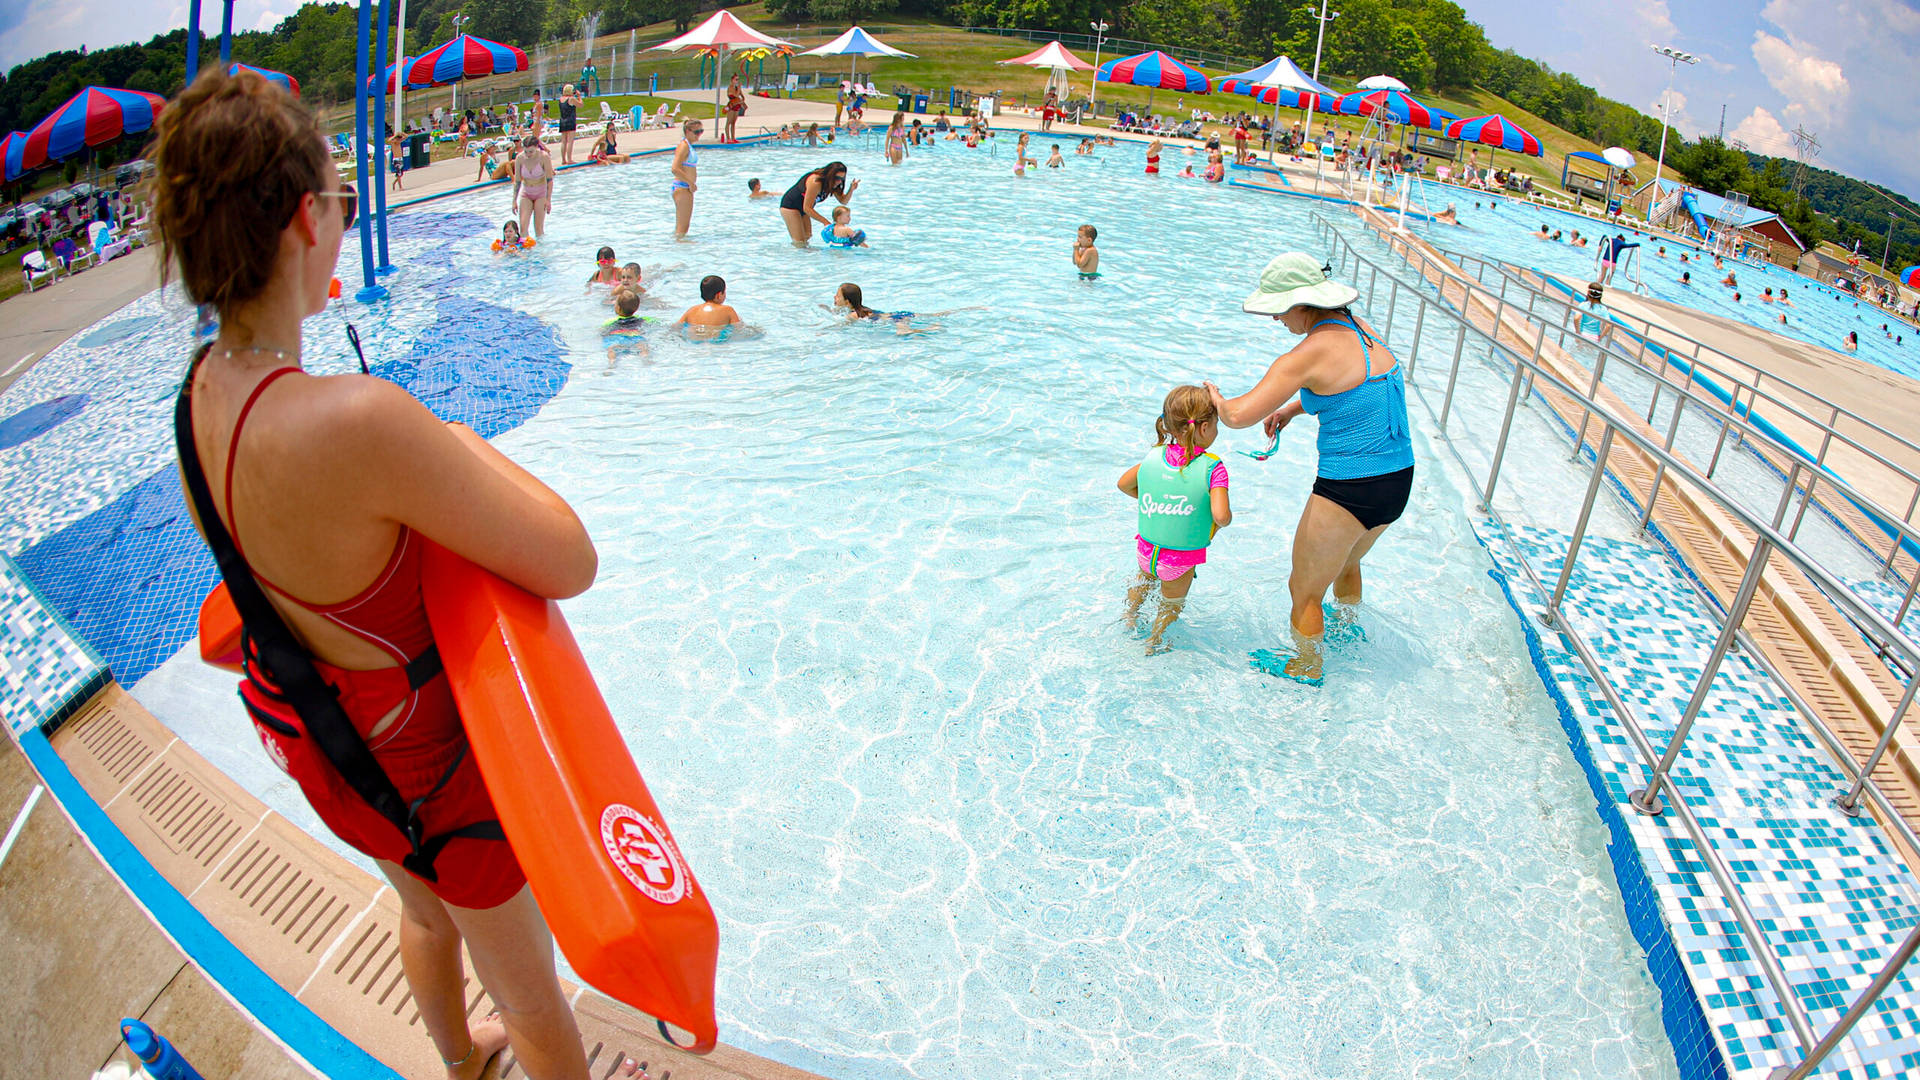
[1404,237,1920,650]
[1435,245,1920,552]
[1336,216,1920,636]
[1308,217,1920,1077]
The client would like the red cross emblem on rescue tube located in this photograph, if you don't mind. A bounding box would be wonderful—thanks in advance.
[600,803,688,905]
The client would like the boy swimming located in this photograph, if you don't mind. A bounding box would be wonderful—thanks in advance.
[1046,145,1065,168]
[674,275,744,338]
[748,178,775,198]
[1073,224,1099,279]
[1118,385,1232,653]
[603,288,649,361]
[618,261,645,295]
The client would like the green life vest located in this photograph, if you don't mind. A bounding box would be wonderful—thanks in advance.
[1137,447,1219,550]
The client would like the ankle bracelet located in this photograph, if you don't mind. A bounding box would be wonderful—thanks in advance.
[442,1040,476,1067]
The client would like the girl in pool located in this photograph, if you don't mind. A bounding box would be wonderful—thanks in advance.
[1846,331,1859,351]
[1013,132,1037,176]
[885,112,908,165]
[670,118,701,240]
[779,162,859,246]
[830,282,937,335]
[1118,385,1232,654]
[585,246,619,288]
[1145,138,1163,175]
[1204,253,1415,686]
[514,136,553,239]
[491,220,533,252]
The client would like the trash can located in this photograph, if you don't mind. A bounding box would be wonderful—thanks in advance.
[409,132,431,169]
[913,93,929,114]
[896,91,913,111]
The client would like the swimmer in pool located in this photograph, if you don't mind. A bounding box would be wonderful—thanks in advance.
[1679,272,1691,286]
[1762,287,1774,303]
[1436,203,1458,225]
[1533,224,1550,240]
[1177,163,1198,178]
[603,288,650,362]
[830,282,936,335]
[1076,138,1094,156]
[618,262,645,295]
[748,178,775,199]
[1119,384,1232,654]
[1845,331,1858,351]
[492,220,532,252]
[675,274,743,335]
[1145,138,1163,175]
[1013,132,1037,176]
[586,245,620,289]
[1073,224,1099,279]
[824,205,868,247]
[1047,145,1065,168]
[1778,287,1792,306]
[1723,272,1738,287]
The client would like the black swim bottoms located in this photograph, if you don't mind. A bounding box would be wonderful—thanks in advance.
[1312,465,1414,531]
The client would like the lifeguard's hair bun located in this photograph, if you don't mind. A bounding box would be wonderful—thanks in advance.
[148,66,331,312]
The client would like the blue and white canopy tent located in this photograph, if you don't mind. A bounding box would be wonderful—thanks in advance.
[800,27,917,91]
[1214,55,1332,162]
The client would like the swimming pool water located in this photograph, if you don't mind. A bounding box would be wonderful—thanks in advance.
[21,137,1680,1078]
[1405,181,1919,379]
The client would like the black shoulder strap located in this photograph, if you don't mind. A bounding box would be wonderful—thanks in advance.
[173,359,468,881]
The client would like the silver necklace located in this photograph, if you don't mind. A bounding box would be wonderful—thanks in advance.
[216,344,299,364]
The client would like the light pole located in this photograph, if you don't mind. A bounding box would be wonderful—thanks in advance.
[1088,20,1110,107]
[450,11,469,113]
[1650,43,1697,213]
[1882,210,1898,279]
[1304,0,1338,192]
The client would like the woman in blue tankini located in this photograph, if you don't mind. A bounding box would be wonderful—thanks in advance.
[1205,253,1415,687]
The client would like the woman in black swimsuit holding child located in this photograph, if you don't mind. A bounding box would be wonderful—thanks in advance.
[779,162,860,246]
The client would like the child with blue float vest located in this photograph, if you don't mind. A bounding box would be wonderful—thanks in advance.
[1119,385,1232,653]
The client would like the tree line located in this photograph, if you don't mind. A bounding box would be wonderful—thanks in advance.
[1,0,1913,268]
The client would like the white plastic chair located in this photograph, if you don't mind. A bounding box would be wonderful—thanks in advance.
[22,249,59,290]
[88,221,132,262]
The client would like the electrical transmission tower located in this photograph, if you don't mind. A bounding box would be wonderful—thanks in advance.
[1789,126,1821,198]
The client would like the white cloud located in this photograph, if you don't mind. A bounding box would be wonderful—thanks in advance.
[1729,107,1792,153]
[253,9,282,32]
[1751,30,1850,127]
[1631,0,1677,40]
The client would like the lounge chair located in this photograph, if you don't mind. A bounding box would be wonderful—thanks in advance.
[600,101,630,130]
[22,250,59,291]
[53,236,94,274]
[88,221,132,263]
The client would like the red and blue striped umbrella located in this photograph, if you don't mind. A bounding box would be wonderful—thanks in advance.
[1900,266,1920,289]
[404,34,529,89]
[1445,113,1543,156]
[228,62,301,96]
[368,56,418,94]
[16,86,165,176]
[1098,51,1210,93]
[1214,80,1339,113]
[1,131,28,183]
[1336,89,1454,130]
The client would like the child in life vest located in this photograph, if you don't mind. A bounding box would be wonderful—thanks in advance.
[1118,385,1232,653]
[492,220,533,252]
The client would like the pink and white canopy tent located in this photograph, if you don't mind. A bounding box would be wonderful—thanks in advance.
[998,40,1094,98]
[649,10,794,124]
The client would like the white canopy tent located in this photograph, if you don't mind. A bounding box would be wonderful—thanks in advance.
[649,10,793,124]
[1356,74,1411,91]
[800,26,916,92]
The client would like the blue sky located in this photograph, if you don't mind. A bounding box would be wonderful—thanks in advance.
[1,0,1914,198]
[1464,0,1917,199]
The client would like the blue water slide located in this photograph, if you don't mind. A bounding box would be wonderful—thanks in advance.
[1678,191,1712,240]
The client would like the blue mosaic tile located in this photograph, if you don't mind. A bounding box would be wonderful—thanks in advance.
[0,551,108,733]
[1482,519,1920,1080]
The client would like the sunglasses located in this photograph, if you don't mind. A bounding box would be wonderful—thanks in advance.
[315,186,358,230]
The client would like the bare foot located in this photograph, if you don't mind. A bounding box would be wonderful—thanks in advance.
[614,1059,646,1077]
[446,1012,509,1080]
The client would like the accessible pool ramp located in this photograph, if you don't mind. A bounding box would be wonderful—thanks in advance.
[1319,205,1920,1079]
[5,673,819,1079]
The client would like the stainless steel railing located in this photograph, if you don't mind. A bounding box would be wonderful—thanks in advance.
[1305,214,1920,1079]
[1437,244,1920,584]
[1409,240,1920,668]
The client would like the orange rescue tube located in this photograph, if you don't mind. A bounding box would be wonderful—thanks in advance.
[194,547,722,1050]
[199,582,244,673]
[418,540,720,1052]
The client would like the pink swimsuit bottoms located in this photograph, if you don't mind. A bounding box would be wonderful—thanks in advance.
[1135,445,1228,582]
